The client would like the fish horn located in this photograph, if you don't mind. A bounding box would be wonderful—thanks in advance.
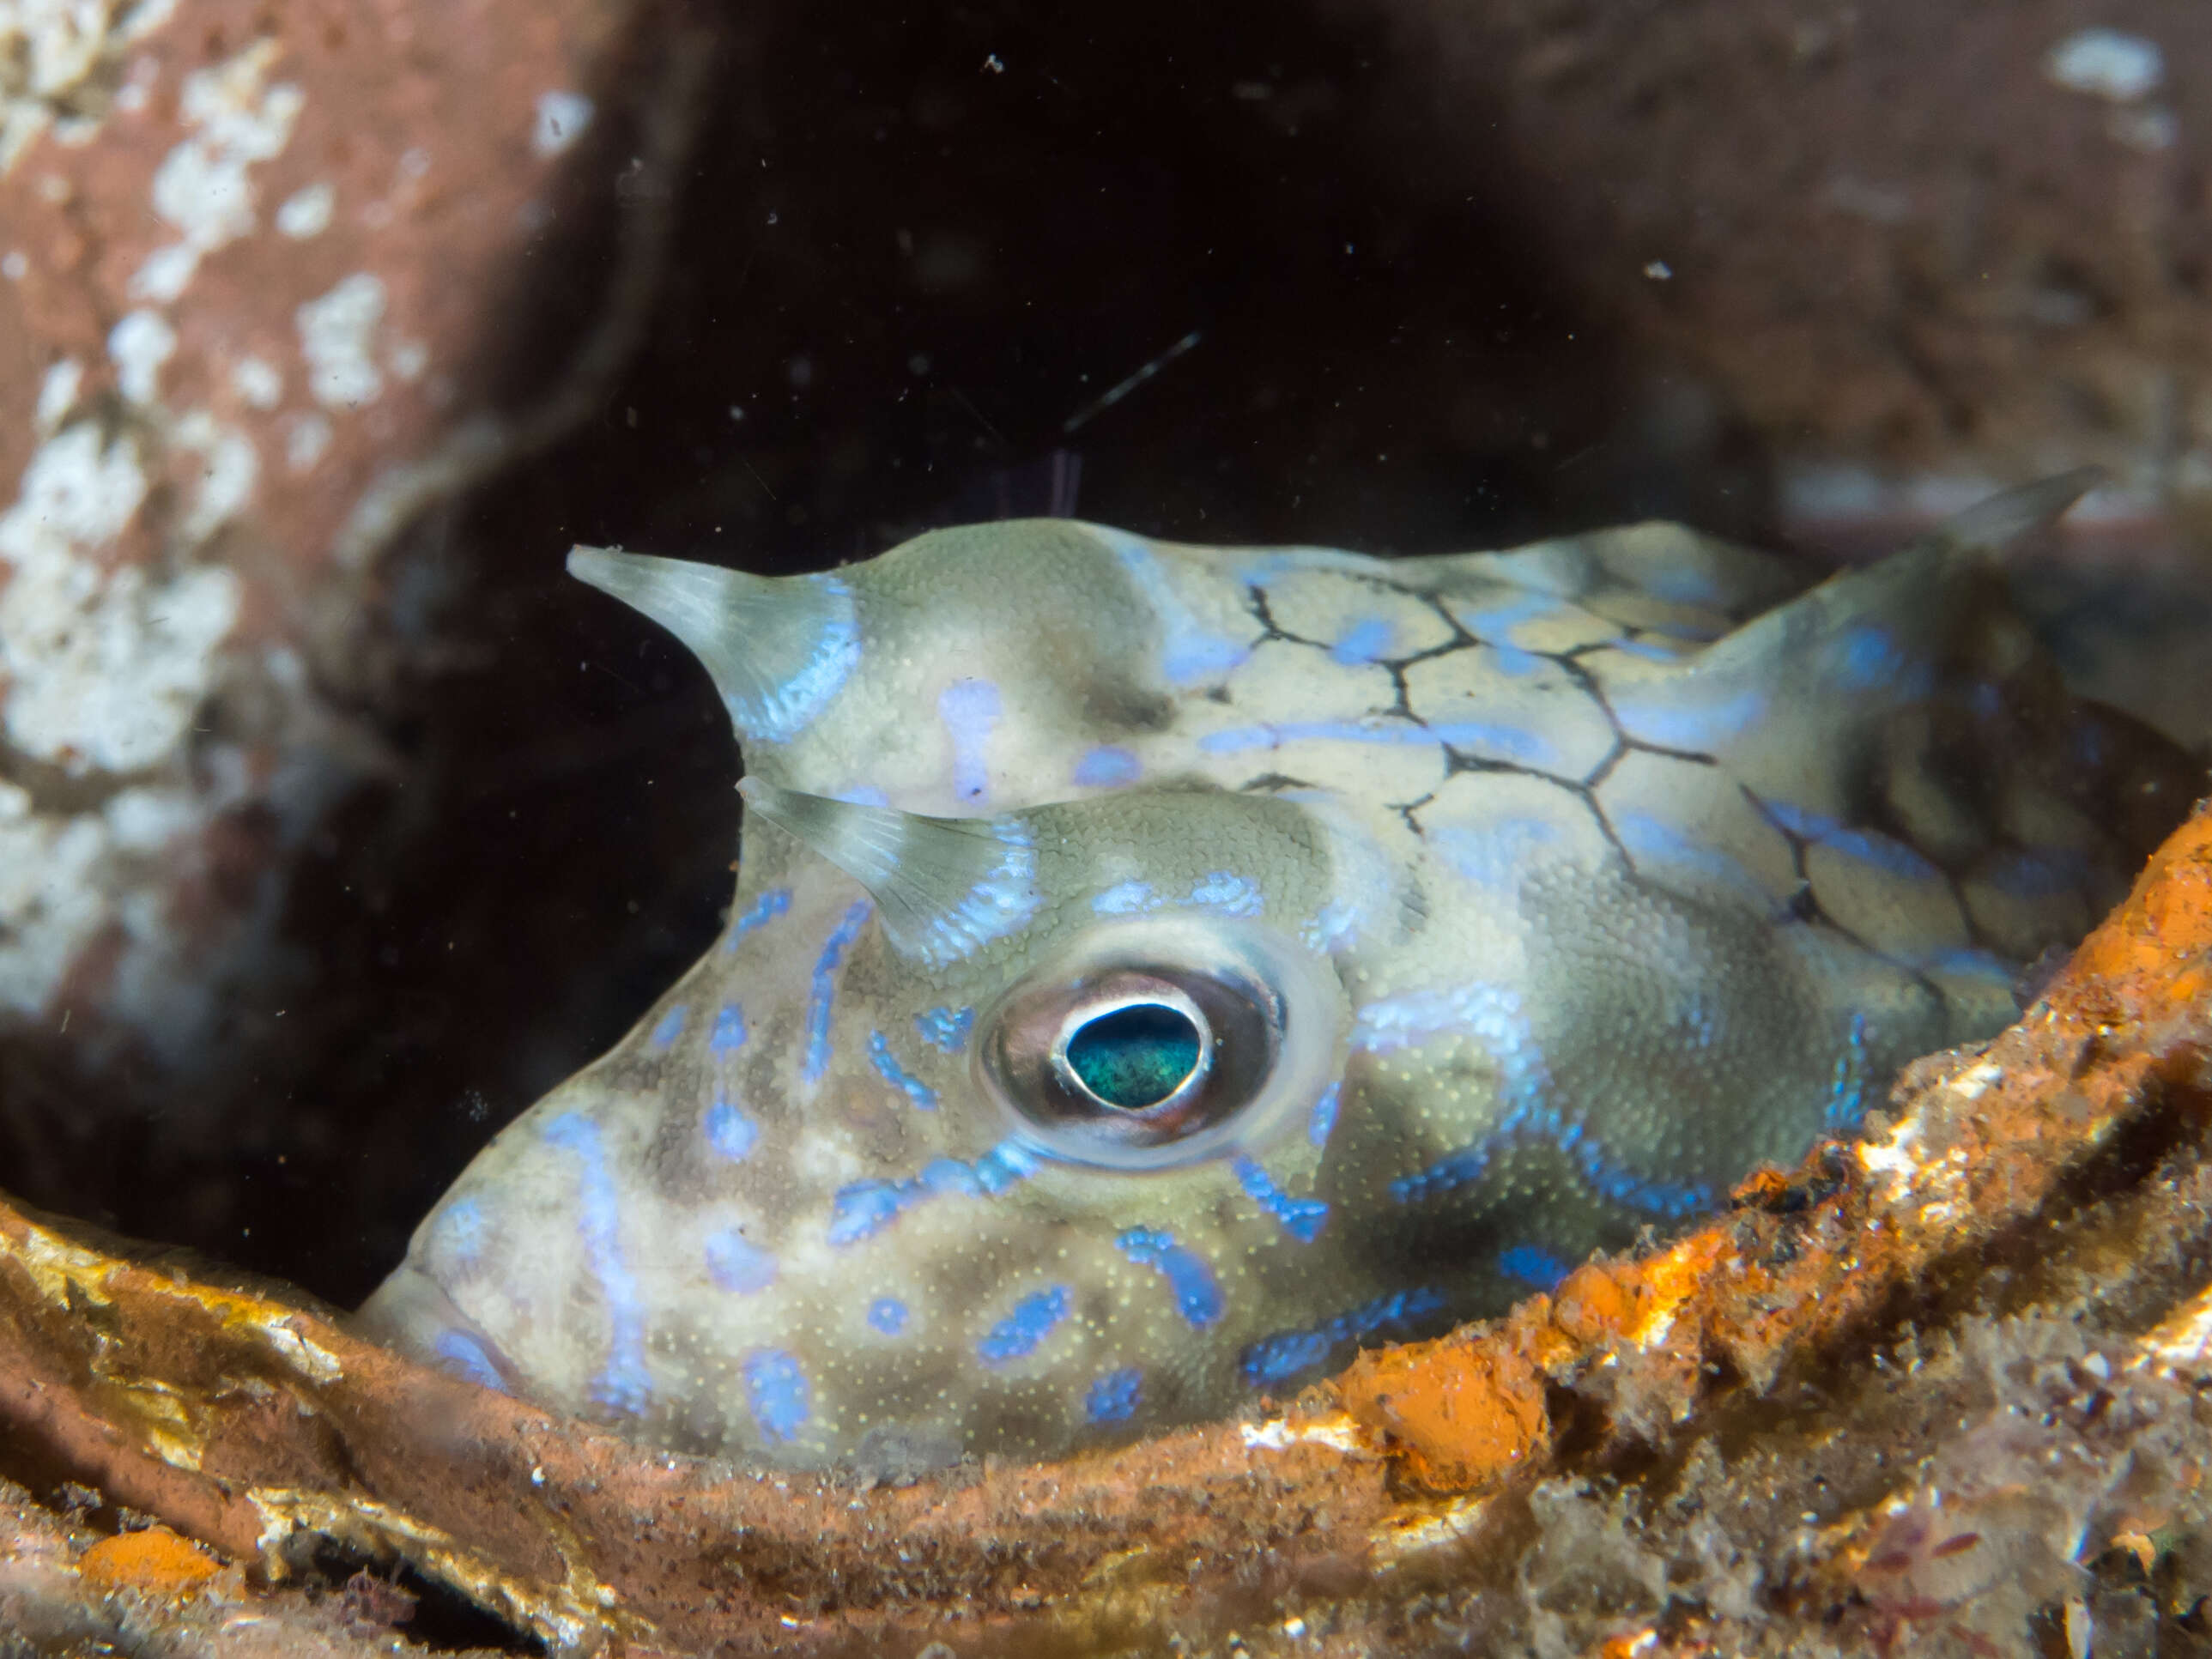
[737,779,1042,965]
[567,548,860,743]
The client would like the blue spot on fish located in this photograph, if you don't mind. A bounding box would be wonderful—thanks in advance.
[542,1112,652,1415]
[1496,1244,1573,1290]
[705,1229,778,1294]
[1071,744,1142,789]
[1116,1228,1225,1328]
[433,1329,510,1393]
[1432,817,1567,893]
[1610,685,1767,752]
[708,1003,748,1058]
[1308,1082,1341,1149]
[938,677,1002,803]
[1085,1368,1143,1424]
[1093,879,1155,916]
[868,1030,937,1111]
[723,886,791,951]
[1232,1159,1328,1243]
[743,1348,811,1441]
[1185,870,1263,916]
[1765,802,1944,883]
[803,900,872,1086]
[702,1093,758,1161]
[1330,615,1394,665]
[1239,1287,1449,1389]
[428,1197,487,1265]
[649,1005,687,1050]
[1453,590,1561,645]
[914,1005,973,1053]
[1615,809,1767,899]
[978,1286,1073,1366]
[867,1297,908,1335]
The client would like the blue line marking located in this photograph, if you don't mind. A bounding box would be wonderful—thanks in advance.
[723,886,792,952]
[1496,1244,1573,1290]
[1330,615,1393,665]
[803,900,872,1085]
[1308,1082,1341,1149]
[937,677,1002,804]
[741,572,859,741]
[1098,528,1252,684]
[648,1005,687,1050]
[743,1348,811,1441]
[708,1003,748,1058]
[1085,1367,1144,1424]
[868,1031,938,1111]
[1239,1287,1449,1389]
[433,1329,510,1394]
[702,1093,759,1161]
[1198,717,1554,767]
[1232,1159,1329,1243]
[705,1228,778,1294]
[542,1113,652,1415]
[1825,1011,1870,1130]
[1072,744,1142,788]
[826,1140,1040,1245]
[1389,1107,1713,1219]
[914,1005,973,1053]
[867,1296,908,1335]
[978,1286,1073,1366]
[1764,802,1944,883]
[1116,1228,1225,1328]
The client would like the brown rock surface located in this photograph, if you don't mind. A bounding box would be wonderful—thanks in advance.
[0,0,670,1232]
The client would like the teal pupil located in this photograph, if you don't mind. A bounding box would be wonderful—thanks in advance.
[1064,1004,1203,1110]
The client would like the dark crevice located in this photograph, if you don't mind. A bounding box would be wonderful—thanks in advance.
[6,0,1779,1306]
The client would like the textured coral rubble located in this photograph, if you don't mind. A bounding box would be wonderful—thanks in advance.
[0,803,2207,1656]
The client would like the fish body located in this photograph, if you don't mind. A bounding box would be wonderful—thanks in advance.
[357,481,2194,1467]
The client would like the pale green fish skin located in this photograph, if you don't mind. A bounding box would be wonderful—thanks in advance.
[355,484,2196,1468]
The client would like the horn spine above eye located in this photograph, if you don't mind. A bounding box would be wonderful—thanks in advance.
[567,547,861,742]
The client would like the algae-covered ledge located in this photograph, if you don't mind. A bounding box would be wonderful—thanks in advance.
[0,804,2203,1654]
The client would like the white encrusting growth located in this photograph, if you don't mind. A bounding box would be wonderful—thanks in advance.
[131,37,304,303]
[297,272,389,409]
[532,89,594,157]
[274,179,334,239]
[2045,29,2163,103]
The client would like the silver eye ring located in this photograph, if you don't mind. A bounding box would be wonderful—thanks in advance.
[975,916,1346,1172]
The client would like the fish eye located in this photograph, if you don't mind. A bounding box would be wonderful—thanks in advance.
[978,917,1345,1171]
